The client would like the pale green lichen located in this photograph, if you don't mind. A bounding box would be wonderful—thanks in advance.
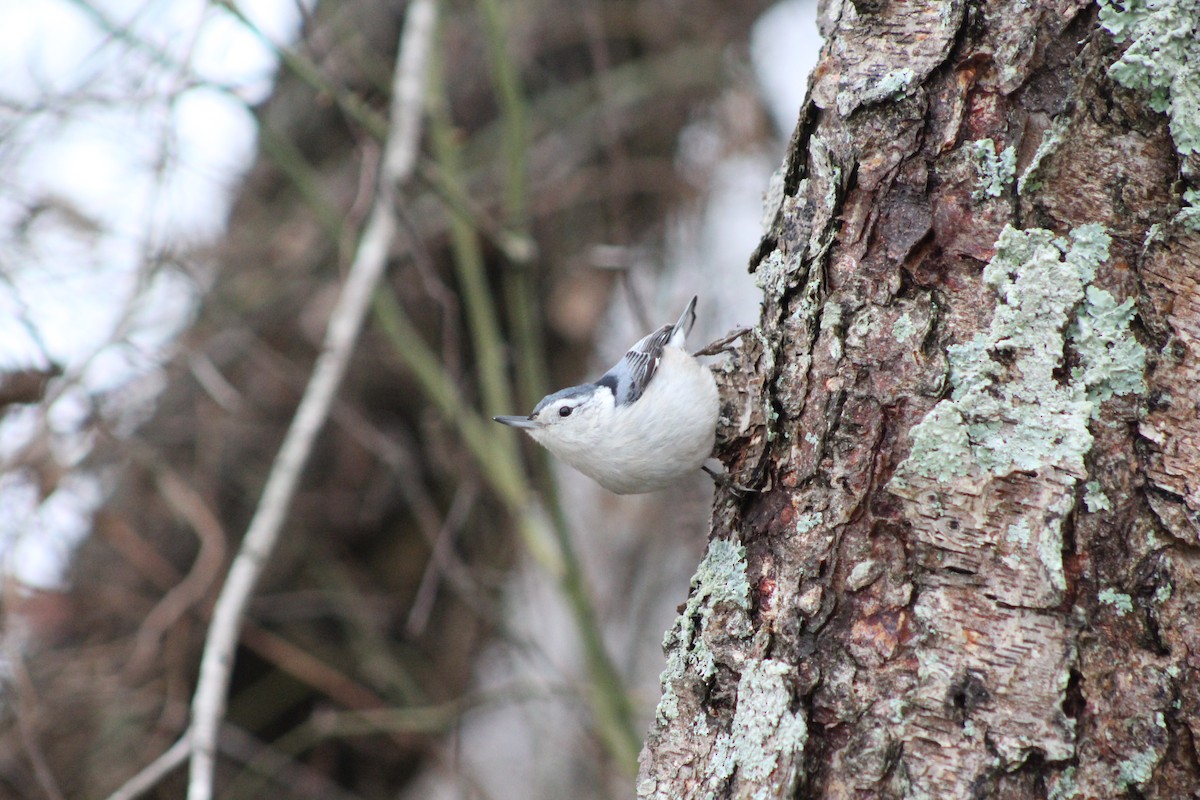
[1070,286,1147,408]
[1181,206,1200,231]
[636,777,658,797]
[729,659,808,786]
[1084,480,1113,512]
[971,138,1018,200]
[789,282,821,323]
[1047,766,1080,800]
[849,308,875,341]
[1099,0,1200,155]
[1037,517,1068,593]
[878,68,917,94]
[838,68,917,115]
[1118,745,1161,788]
[765,404,780,443]
[698,660,808,795]
[894,224,1145,485]
[1155,582,1172,603]
[794,511,823,536]
[821,300,844,361]
[899,403,973,480]
[1018,116,1070,195]
[868,69,917,106]
[656,539,752,722]
[1006,518,1033,547]
[1098,587,1134,616]
[704,732,737,789]
[1182,188,1200,226]
[892,311,917,342]
[753,249,793,298]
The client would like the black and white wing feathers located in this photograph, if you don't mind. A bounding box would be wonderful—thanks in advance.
[597,296,697,407]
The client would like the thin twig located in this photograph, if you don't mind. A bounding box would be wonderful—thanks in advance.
[472,2,642,768]
[406,479,481,636]
[180,3,439,799]
[426,44,514,420]
[127,463,228,676]
[104,735,191,800]
[6,648,66,800]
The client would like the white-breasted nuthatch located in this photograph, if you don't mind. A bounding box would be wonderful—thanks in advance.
[494,296,719,494]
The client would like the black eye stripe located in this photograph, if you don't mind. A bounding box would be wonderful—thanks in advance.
[559,406,573,417]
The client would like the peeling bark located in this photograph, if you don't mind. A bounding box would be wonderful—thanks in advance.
[639,0,1200,797]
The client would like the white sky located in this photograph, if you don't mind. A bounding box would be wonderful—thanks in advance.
[0,0,306,588]
[0,0,820,590]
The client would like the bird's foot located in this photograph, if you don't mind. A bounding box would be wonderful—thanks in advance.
[702,465,757,496]
[693,326,752,358]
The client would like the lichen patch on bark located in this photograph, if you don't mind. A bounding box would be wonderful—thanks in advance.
[882,222,1146,795]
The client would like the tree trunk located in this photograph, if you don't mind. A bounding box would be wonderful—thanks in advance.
[638,0,1200,797]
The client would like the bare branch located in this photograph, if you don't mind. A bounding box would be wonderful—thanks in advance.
[126,464,228,676]
[180,2,440,799]
[6,649,66,800]
[103,735,190,800]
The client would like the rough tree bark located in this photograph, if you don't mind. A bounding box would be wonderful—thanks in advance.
[639,0,1200,797]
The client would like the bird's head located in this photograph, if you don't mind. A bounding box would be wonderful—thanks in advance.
[493,382,615,448]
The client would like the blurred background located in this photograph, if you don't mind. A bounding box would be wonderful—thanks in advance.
[0,0,817,797]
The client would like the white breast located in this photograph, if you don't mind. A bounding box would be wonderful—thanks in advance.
[546,347,719,494]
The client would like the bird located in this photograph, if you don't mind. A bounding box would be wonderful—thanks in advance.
[494,296,720,494]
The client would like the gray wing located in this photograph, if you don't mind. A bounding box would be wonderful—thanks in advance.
[597,324,672,406]
[597,296,698,407]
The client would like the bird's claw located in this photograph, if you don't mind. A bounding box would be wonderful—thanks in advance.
[702,465,758,497]
[692,326,752,358]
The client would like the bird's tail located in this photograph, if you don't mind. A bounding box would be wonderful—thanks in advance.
[670,295,698,347]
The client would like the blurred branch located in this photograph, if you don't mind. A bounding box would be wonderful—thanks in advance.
[256,123,349,240]
[105,718,368,800]
[224,684,555,800]
[185,1,438,792]
[239,622,387,712]
[104,737,190,800]
[364,7,644,770]
[217,0,715,267]
[476,0,529,229]
[475,0,551,417]
[426,43,513,420]
[220,723,371,800]
[0,365,61,410]
[126,461,228,676]
[63,0,185,75]
[149,3,438,800]
[367,295,641,729]
[373,232,642,774]
[4,649,65,800]
[416,160,537,263]
[215,0,388,139]
[406,478,482,636]
[370,291,534,515]
[307,561,430,702]
[477,0,644,771]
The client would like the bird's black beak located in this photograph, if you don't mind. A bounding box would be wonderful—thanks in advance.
[493,414,540,429]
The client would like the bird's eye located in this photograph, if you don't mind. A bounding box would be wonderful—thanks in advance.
[559,406,573,418]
